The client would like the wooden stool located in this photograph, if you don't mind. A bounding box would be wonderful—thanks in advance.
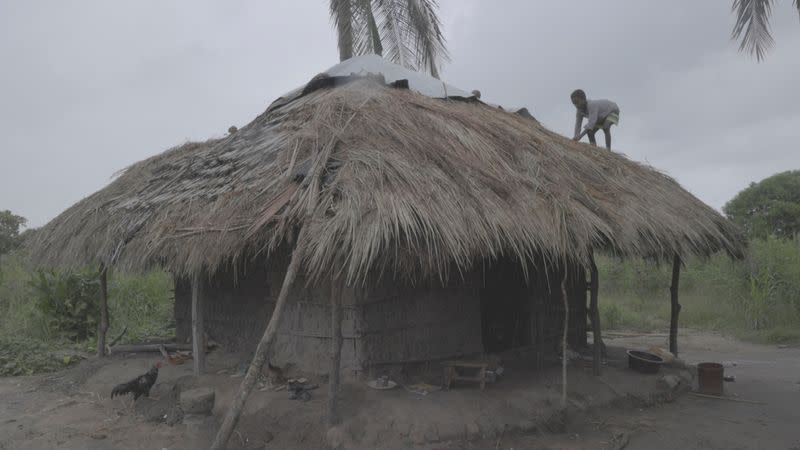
[442,360,489,390]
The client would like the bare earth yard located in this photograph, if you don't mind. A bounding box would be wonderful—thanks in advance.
[1,330,798,449]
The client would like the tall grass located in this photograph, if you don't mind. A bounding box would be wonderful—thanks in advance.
[597,237,800,343]
[0,251,175,375]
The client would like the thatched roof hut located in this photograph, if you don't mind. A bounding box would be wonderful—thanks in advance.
[32,56,742,280]
[30,56,744,376]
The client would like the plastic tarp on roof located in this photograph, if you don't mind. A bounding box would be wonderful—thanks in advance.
[324,54,473,99]
[270,55,535,120]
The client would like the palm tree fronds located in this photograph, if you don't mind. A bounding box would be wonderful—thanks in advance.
[373,0,414,68]
[334,0,447,77]
[350,0,384,57]
[404,0,449,79]
[330,0,355,61]
[731,0,775,61]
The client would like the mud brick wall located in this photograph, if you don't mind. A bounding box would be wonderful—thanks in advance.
[175,256,587,377]
[174,253,362,375]
[356,279,483,367]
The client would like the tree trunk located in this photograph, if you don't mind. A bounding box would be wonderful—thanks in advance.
[327,279,344,427]
[589,254,602,376]
[560,269,569,408]
[669,255,682,356]
[430,62,440,80]
[110,343,193,353]
[97,266,109,357]
[191,272,205,376]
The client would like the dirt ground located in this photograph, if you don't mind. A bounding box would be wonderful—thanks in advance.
[1,330,798,449]
[458,331,800,450]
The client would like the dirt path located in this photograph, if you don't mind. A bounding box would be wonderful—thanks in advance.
[472,330,800,450]
[613,331,800,450]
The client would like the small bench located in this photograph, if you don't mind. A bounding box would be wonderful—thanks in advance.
[442,360,489,390]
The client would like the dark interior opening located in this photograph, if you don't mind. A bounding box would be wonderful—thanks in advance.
[479,259,531,353]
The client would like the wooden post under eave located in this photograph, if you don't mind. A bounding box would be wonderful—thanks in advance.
[669,255,682,357]
[191,272,205,376]
[327,279,344,427]
[97,266,110,357]
[589,254,602,376]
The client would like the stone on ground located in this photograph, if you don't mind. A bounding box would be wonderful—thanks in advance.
[179,387,215,415]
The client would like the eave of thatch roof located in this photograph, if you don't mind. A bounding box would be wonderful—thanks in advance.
[29,59,745,282]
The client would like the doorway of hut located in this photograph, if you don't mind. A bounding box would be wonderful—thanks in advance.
[479,259,531,353]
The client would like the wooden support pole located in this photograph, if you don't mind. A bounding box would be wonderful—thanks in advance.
[97,266,110,357]
[669,254,682,357]
[327,279,344,427]
[212,99,361,450]
[560,269,569,408]
[589,254,602,376]
[211,225,309,450]
[191,272,205,376]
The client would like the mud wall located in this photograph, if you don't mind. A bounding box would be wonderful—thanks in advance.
[175,257,587,377]
[356,277,483,369]
[174,251,362,375]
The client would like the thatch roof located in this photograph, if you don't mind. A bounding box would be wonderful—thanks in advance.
[30,57,744,282]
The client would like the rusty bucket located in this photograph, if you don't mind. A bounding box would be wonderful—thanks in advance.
[697,362,724,395]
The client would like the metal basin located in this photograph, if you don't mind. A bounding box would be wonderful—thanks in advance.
[627,350,664,374]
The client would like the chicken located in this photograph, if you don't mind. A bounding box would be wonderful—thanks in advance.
[111,361,162,401]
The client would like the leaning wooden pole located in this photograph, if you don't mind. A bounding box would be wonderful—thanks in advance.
[210,226,308,450]
[212,103,360,450]
[327,279,344,427]
[669,254,682,357]
[588,253,602,376]
[191,272,206,376]
[560,269,569,408]
[97,265,110,357]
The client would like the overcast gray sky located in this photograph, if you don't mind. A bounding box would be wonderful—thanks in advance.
[1,1,798,228]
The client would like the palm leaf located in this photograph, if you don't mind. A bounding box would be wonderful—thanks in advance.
[731,0,775,61]
[330,0,355,61]
[352,0,384,57]
[373,0,414,68]
[404,0,449,78]
[329,0,448,76]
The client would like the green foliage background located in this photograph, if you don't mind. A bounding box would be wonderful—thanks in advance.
[0,251,174,376]
[724,170,800,240]
[598,236,800,343]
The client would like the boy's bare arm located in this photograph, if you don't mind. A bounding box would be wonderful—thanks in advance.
[573,111,583,139]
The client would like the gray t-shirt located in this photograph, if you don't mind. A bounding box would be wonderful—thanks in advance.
[574,99,619,137]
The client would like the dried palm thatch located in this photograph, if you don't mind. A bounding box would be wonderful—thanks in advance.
[29,74,744,283]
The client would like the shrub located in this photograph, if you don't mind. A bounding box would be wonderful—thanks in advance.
[29,270,101,341]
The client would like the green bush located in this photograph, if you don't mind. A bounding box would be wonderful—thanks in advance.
[0,253,51,341]
[1,253,176,376]
[29,270,102,341]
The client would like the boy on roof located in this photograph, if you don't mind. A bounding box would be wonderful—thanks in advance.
[571,89,619,150]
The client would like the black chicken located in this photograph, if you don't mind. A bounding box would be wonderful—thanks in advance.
[111,361,162,401]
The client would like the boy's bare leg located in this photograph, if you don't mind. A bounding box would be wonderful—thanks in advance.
[587,130,597,146]
[603,127,612,150]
